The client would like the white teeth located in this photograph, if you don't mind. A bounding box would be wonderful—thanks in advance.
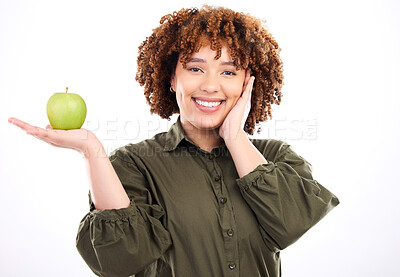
[194,99,222,107]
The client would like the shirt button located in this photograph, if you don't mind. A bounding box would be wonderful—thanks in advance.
[228,262,236,270]
[227,229,234,237]
[208,155,215,160]
[215,175,221,181]
[219,197,227,204]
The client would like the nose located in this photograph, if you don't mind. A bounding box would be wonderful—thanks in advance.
[200,73,221,93]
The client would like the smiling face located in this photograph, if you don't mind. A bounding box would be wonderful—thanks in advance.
[171,43,249,137]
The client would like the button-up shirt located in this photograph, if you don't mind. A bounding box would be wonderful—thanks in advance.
[76,118,339,277]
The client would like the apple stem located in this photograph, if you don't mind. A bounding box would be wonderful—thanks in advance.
[66,87,68,93]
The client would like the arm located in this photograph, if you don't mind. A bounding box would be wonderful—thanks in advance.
[224,130,267,178]
[9,118,172,275]
[83,138,130,210]
[219,74,264,178]
[223,118,339,250]
[8,117,130,210]
[236,141,339,250]
[219,76,339,250]
[77,151,171,276]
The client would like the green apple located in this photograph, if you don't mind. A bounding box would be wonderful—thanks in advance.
[46,87,87,130]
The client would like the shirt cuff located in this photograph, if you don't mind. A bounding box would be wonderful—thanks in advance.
[236,163,277,191]
[89,199,137,221]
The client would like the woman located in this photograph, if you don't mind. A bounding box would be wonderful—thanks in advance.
[8,5,339,277]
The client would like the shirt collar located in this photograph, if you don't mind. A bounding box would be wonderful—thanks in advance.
[163,116,187,152]
[163,116,229,156]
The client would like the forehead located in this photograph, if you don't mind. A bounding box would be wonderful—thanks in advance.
[179,35,243,69]
[188,37,232,59]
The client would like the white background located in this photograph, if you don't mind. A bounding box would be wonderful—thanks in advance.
[1,0,399,276]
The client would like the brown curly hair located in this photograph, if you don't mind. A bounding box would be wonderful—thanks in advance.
[135,5,283,134]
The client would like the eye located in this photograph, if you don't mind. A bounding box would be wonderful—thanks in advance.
[222,71,236,76]
[188,67,203,73]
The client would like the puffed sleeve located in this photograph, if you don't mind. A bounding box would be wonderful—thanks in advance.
[76,149,172,277]
[237,140,339,251]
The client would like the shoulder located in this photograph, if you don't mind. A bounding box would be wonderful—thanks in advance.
[109,132,168,164]
[250,138,313,176]
[249,138,291,162]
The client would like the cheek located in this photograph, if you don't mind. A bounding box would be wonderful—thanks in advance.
[175,91,192,115]
[227,84,244,99]
[231,77,246,91]
[224,83,244,108]
[175,92,185,110]
[176,81,196,106]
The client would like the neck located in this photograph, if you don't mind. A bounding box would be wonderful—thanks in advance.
[180,120,223,152]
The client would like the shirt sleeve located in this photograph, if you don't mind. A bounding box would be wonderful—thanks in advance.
[76,150,172,277]
[236,141,339,251]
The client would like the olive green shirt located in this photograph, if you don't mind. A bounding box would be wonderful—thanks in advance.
[76,118,339,277]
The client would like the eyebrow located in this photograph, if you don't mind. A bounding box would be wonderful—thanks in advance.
[187,58,236,66]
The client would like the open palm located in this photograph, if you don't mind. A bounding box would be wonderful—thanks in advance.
[8,117,97,155]
[219,74,255,141]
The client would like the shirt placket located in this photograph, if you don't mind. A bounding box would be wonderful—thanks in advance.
[207,153,240,277]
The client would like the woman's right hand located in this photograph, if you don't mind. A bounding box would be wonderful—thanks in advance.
[8,117,101,157]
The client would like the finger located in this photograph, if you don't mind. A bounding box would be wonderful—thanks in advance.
[29,128,68,146]
[8,117,35,131]
[248,76,255,91]
[26,126,49,137]
[31,134,64,147]
[244,77,255,112]
[243,76,255,100]
[30,133,68,149]
[46,125,53,130]
[242,70,252,91]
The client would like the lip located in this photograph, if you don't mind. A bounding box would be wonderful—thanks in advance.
[192,97,225,113]
[193,96,225,102]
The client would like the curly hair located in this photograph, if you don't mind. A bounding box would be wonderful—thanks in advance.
[135,5,283,134]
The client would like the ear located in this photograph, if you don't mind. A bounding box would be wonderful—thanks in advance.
[170,72,176,91]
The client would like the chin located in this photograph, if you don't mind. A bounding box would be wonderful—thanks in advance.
[194,117,223,130]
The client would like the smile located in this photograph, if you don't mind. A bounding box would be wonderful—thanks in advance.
[193,98,223,107]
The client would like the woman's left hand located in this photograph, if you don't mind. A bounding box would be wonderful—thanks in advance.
[219,72,255,142]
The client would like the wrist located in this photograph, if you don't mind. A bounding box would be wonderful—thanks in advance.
[225,131,268,178]
[224,129,248,149]
[81,133,107,159]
